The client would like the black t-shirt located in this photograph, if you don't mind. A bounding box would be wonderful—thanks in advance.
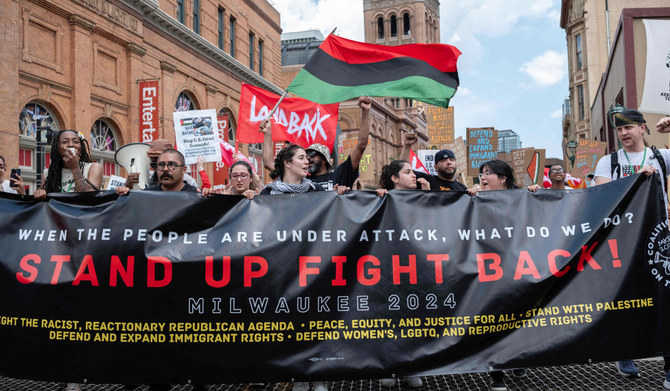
[308,156,358,191]
[148,181,198,192]
[415,171,467,192]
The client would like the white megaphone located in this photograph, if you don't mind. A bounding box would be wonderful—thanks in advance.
[114,142,151,190]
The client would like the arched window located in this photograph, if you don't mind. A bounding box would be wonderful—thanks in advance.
[390,15,397,37]
[218,108,235,144]
[18,102,61,193]
[175,92,197,112]
[91,119,117,152]
[403,13,411,35]
[19,102,59,138]
[90,119,120,180]
[377,17,384,39]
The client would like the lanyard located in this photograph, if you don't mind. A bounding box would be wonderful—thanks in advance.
[623,148,647,174]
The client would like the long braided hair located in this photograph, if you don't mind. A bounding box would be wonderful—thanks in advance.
[43,130,94,192]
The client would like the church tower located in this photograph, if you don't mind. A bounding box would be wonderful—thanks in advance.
[363,0,441,46]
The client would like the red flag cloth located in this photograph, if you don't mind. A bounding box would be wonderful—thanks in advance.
[219,140,257,173]
[237,84,340,151]
[409,149,429,174]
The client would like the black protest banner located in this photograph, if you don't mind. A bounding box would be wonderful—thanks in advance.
[1,174,669,385]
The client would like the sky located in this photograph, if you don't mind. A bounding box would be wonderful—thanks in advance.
[271,0,568,158]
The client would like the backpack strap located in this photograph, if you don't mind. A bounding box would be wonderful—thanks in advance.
[651,146,668,189]
[610,150,620,180]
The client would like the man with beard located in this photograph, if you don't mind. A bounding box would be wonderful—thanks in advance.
[400,132,467,191]
[547,164,567,190]
[262,96,371,191]
[125,139,198,189]
[116,149,198,195]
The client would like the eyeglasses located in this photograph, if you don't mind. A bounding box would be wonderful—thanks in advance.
[478,170,493,178]
[231,173,249,180]
[549,168,564,173]
[156,161,185,171]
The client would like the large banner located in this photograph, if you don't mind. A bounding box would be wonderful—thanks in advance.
[237,84,340,151]
[1,175,670,385]
[639,19,670,115]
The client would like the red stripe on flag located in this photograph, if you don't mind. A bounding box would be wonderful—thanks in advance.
[320,35,461,73]
[409,149,429,174]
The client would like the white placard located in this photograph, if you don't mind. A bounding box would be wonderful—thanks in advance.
[173,109,222,164]
[417,150,438,176]
[639,19,670,115]
[105,175,128,190]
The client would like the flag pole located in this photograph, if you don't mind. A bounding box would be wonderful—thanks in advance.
[259,89,289,132]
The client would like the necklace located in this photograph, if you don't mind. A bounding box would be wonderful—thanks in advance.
[623,148,647,174]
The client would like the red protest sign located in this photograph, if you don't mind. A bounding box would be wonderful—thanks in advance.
[237,84,339,151]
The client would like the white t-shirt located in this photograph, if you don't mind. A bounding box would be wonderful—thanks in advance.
[594,147,670,194]
[1,179,17,194]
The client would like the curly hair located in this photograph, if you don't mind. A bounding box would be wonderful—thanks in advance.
[230,160,256,190]
[271,143,303,181]
[380,160,410,190]
[43,130,93,192]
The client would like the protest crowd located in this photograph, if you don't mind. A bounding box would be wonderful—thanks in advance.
[1,32,670,391]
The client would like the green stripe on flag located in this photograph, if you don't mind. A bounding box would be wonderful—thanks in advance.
[287,69,456,107]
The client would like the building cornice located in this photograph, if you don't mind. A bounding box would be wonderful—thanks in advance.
[120,0,283,95]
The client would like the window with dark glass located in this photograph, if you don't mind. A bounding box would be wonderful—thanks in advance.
[218,8,224,49]
[176,0,184,24]
[390,15,397,37]
[577,84,585,121]
[575,34,583,70]
[377,17,384,39]
[403,13,410,35]
[192,0,200,34]
[230,17,236,58]
[249,32,255,70]
[258,39,264,76]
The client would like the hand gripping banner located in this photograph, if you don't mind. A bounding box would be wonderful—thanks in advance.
[0,174,669,385]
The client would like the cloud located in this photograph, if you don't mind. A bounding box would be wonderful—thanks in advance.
[519,50,567,87]
[272,0,364,40]
[550,109,563,118]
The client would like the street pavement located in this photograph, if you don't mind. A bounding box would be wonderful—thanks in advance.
[0,358,666,390]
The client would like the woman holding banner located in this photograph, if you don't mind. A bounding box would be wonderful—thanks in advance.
[468,160,527,391]
[224,160,261,199]
[376,159,430,197]
[34,130,102,199]
[375,159,427,389]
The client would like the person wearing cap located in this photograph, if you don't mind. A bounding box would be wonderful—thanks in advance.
[262,96,371,191]
[593,109,670,388]
[399,133,467,191]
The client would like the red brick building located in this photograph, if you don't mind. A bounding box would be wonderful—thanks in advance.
[1,0,283,192]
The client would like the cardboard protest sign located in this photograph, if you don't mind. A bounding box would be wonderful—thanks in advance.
[446,136,467,177]
[338,135,373,182]
[426,106,455,148]
[571,139,607,180]
[511,147,546,187]
[104,175,127,190]
[173,109,222,165]
[467,128,497,176]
